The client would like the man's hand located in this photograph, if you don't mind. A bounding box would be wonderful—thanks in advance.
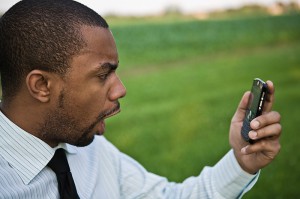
[229,80,282,174]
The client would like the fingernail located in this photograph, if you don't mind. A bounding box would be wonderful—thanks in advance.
[249,131,258,139]
[241,146,249,154]
[252,120,260,129]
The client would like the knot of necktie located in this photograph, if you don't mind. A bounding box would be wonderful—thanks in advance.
[48,148,80,199]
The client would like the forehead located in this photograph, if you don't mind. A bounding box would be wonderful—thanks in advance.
[67,26,118,75]
[79,25,118,59]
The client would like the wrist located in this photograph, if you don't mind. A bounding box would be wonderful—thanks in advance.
[233,148,258,174]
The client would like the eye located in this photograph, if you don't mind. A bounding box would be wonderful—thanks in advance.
[98,73,109,80]
[97,70,116,82]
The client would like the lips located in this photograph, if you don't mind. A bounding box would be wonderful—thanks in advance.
[102,103,121,120]
[96,103,121,135]
[103,108,120,119]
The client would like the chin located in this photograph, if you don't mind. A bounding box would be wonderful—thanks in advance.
[74,135,95,147]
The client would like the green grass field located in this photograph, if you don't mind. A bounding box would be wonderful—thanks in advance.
[104,14,300,198]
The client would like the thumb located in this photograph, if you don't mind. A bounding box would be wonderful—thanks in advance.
[232,91,251,123]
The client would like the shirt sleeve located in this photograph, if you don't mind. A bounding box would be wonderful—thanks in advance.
[119,149,259,199]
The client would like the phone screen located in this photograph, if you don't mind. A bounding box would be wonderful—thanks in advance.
[247,80,266,121]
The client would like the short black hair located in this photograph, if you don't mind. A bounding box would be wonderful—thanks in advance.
[0,0,109,100]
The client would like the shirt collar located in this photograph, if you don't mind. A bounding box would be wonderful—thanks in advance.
[0,111,77,184]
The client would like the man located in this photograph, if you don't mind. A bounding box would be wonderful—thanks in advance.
[0,0,281,198]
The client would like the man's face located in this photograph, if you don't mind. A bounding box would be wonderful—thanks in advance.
[39,26,126,147]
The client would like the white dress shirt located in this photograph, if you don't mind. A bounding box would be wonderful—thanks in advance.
[0,111,258,199]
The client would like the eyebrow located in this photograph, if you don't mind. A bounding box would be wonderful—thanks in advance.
[94,62,119,73]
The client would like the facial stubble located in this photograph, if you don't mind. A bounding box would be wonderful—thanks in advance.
[38,90,106,147]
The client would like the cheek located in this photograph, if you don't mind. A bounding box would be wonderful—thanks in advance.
[63,77,110,114]
[67,87,108,114]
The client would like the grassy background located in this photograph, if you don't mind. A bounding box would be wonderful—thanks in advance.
[104,14,300,198]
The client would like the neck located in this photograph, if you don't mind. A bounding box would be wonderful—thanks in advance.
[1,96,48,142]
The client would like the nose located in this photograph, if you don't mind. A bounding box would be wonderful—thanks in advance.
[108,74,126,101]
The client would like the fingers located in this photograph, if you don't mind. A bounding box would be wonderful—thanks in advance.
[248,123,282,140]
[231,91,251,123]
[251,111,281,130]
[241,138,281,158]
[241,111,282,155]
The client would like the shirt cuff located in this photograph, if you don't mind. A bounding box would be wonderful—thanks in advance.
[211,149,259,198]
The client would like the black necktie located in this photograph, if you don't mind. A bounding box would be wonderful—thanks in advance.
[48,148,80,199]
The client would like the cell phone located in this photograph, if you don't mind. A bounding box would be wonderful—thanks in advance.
[241,78,268,143]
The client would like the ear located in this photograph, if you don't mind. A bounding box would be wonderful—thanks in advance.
[26,70,54,103]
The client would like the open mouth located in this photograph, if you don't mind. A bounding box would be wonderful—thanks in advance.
[102,103,121,120]
[104,108,120,119]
